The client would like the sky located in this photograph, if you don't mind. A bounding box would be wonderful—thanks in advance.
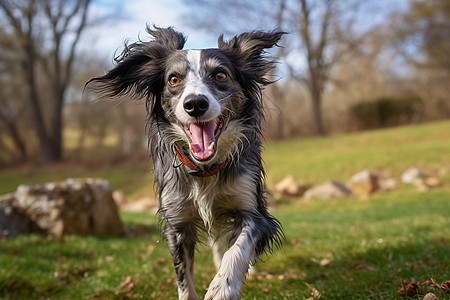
[82,0,218,63]
[81,0,411,73]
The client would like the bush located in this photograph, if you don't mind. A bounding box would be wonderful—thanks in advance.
[350,95,424,130]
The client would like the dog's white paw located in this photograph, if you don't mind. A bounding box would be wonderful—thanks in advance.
[204,272,242,300]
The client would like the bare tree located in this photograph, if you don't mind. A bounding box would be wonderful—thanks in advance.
[394,0,450,72]
[0,29,29,160]
[390,0,450,119]
[184,0,380,135]
[0,0,91,163]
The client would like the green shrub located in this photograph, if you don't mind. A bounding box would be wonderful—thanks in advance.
[351,95,424,130]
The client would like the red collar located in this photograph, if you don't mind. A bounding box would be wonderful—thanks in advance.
[173,143,229,177]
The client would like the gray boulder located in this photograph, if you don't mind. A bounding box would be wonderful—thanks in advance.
[0,178,123,238]
[303,181,352,200]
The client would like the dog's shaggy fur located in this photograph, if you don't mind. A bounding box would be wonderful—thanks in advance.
[88,26,285,300]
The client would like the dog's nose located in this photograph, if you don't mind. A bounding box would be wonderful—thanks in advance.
[183,95,209,117]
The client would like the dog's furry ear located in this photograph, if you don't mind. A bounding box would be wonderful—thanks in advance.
[218,30,286,86]
[86,26,186,103]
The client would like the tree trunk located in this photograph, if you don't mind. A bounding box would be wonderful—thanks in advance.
[6,121,27,160]
[310,86,325,135]
[24,42,56,163]
[308,68,326,135]
[49,84,65,162]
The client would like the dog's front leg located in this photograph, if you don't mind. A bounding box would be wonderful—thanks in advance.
[204,217,257,300]
[165,224,199,300]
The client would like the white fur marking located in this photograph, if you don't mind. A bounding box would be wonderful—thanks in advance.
[179,248,199,300]
[174,50,221,125]
[205,221,256,300]
[220,172,258,211]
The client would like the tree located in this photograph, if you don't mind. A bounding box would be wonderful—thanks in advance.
[0,0,91,163]
[397,0,450,71]
[393,0,450,119]
[183,0,373,135]
[0,29,29,161]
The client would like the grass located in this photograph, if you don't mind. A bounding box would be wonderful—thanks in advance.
[1,121,450,299]
[0,157,155,199]
[264,120,450,183]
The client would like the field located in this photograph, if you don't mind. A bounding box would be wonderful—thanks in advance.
[1,121,449,299]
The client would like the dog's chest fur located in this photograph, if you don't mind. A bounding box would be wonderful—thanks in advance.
[160,168,257,233]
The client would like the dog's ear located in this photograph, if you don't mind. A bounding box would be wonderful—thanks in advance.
[86,26,186,103]
[218,30,286,86]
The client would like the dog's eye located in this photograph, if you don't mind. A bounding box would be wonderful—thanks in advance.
[169,75,181,86]
[215,72,227,82]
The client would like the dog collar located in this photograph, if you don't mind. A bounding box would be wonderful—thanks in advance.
[173,142,229,177]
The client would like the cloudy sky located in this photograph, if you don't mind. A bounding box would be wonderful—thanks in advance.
[80,0,410,72]
[82,0,218,63]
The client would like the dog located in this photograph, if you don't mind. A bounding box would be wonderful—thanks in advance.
[88,26,285,300]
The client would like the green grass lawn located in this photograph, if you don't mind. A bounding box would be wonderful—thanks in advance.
[1,121,449,299]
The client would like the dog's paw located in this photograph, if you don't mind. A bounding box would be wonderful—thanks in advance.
[204,272,242,300]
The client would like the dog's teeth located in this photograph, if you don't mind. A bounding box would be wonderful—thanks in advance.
[208,142,215,151]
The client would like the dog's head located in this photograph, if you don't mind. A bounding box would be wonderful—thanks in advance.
[88,26,284,164]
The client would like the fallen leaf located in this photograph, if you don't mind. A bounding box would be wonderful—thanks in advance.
[120,276,133,288]
[319,259,331,267]
[115,276,134,296]
[304,282,322,300]
[397,282,421,297]
[140,245,155,259]
[349,260,376,271]
[290,238,304,246]
[167,278,177,286]
[441,280,450,292]
[430,278,442,291]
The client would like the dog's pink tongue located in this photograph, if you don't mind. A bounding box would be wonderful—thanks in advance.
[189,121,215,160]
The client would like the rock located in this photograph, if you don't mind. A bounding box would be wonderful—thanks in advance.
[349,170,379,199]
[303,181,352,200]
[401,168,427,184]
[112,190,128,206]
[273,175,308,197]
[423,293,439,300]
[425,177,442,188]
[86,179,124,236]
[0,178,123,238]
[123,197,158,212]
[437,166,448,177]
[0,194,41,238]
[401,168,443,191]
[378,178,397,191]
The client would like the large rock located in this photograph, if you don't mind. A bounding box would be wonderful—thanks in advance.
[401,168,427,184]
[378,177,397,191]
[273,175,309,197]
[349,170,379,199]
[0,178,123,238]
[401,167,442,191]
[0,194,41,238]
[303,181,352,200]
[123,197,158,212]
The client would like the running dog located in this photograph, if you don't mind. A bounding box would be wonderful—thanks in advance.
[88,26,285,300]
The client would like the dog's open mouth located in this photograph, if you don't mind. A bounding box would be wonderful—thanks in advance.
[184,112,228,161]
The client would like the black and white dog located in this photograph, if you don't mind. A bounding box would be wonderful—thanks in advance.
[89,26,285,300]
